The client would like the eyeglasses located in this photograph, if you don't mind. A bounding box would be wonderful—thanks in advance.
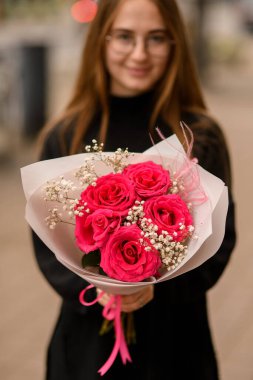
[106,30,175,58]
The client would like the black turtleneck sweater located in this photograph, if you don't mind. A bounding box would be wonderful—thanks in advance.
[32,92,236,380]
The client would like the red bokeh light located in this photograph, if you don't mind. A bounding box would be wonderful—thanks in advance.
[71,0,98,23]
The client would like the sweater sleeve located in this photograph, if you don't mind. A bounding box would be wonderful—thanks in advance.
[31,128,98,314]
[156,119,237,303]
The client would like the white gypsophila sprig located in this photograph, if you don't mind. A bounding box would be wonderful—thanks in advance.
[85,139,104,153]
[75,160,98,186]
[45,208,62,229]
[44,176,76,202]
[159,240,188,271]
[139,217,190,271]
[101,147,133,173]
[45,206,78,229]
[168,173,186,195]
[78,140,133,178]
[75,140,103,186]
[43,176,78,228]
[124,200,145,225]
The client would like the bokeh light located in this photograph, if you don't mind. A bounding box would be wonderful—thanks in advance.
[71,0,98,23]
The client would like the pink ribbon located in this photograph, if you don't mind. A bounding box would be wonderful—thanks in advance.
[79,284,132,376]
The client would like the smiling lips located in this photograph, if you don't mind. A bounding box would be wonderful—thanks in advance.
[126,66,151,77]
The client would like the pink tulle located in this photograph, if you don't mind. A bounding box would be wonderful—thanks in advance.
[153,122,208,206]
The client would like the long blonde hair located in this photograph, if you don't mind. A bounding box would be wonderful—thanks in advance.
[40,0,211,154]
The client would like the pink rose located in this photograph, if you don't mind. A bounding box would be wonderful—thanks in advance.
[123,161,171,199]
[75,209,121,253]
[100,225,161,282]
[144,194,193,242]
[80,173,136,216]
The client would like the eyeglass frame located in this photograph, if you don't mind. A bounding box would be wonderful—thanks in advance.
[105,29,176,57]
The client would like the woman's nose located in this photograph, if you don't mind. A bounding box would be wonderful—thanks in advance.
[130,38,148,60]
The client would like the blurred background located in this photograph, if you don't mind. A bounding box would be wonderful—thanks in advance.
[0,0,252,379]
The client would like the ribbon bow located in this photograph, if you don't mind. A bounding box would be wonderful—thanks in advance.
[79,284,132,376]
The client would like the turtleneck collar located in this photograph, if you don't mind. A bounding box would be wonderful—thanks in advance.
[109,90,155,112]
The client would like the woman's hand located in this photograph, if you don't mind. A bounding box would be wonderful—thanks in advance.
[96,285,154,313]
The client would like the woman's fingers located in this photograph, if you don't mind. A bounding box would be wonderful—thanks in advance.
[96,288,112,307]
[121,285,154,312]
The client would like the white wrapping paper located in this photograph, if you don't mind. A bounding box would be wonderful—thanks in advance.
[21,135,228,295]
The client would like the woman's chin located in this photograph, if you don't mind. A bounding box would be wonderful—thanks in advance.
[111,80,155,97]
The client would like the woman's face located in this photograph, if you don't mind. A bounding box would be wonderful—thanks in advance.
[105,0,170,96]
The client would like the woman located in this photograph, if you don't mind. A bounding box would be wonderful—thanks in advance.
[33,0,236,379]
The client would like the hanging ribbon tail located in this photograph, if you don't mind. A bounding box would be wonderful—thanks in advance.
[119,330,132,364]
[118,299,132,364]
[79,286,132,376]
[98,295,132,376]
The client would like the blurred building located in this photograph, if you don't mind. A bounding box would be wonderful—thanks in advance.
[0,1,85,161]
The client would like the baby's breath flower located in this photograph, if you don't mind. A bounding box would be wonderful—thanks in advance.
[138,215,190,272]
[45,208,62,229]
[44,177,76,202]
[43,176,79,229]
[123,200,145,225]
[75,161,98,186]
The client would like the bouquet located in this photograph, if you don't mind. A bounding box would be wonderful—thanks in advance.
[21,132,228,375]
